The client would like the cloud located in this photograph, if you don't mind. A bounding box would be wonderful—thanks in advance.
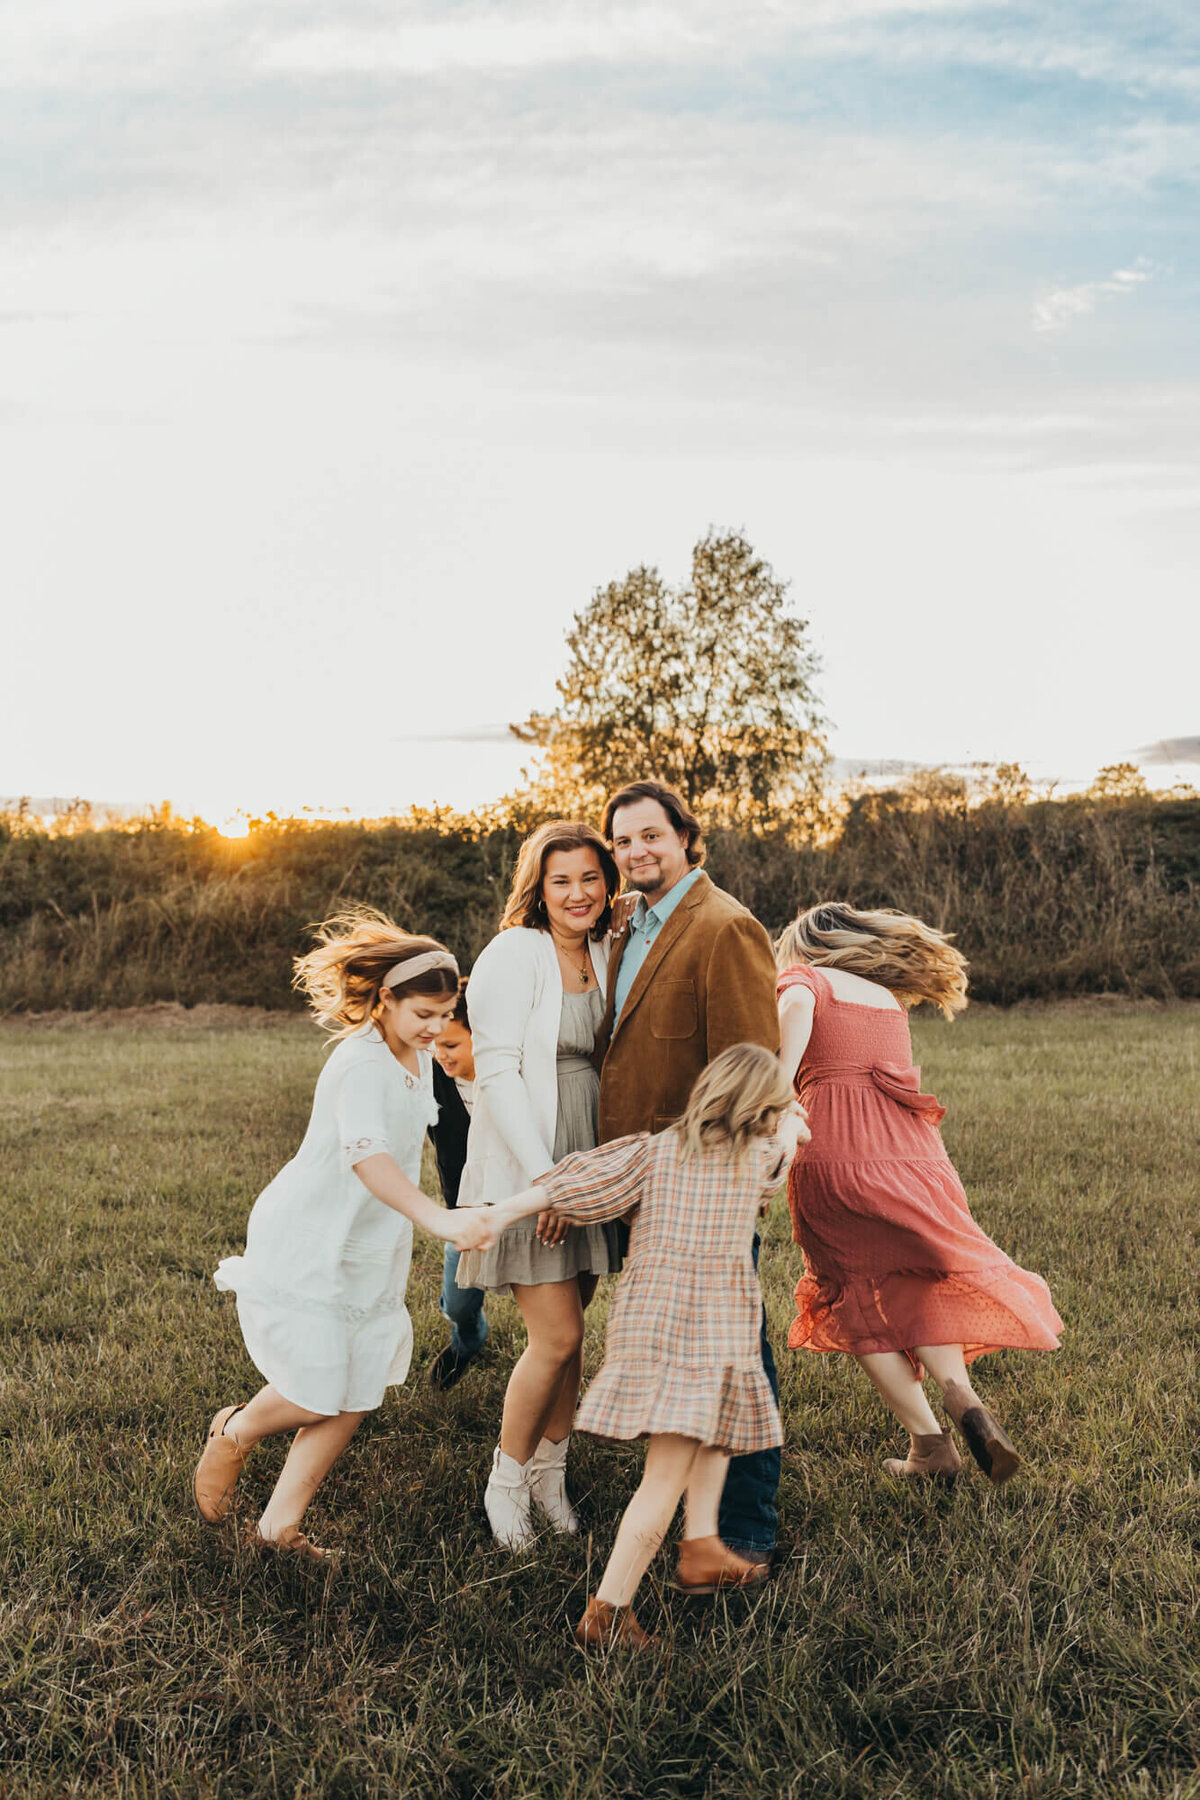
[1032,258,1156,332]
[393,725,516,745]
[258,8,704,77]
[883,410,1110,438]
[1137,736,1200,765]
[805,10,1200,101]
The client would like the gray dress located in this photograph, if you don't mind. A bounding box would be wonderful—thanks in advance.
[457,986,623,1295]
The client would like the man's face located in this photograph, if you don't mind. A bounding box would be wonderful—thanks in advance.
[609,798,691,903]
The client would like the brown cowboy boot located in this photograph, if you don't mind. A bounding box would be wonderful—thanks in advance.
[193,1403,251,1522]
[673,1535,769,1595]
[882,1426,962,1487]
[943,1381,1021,1484]
[574,1595,656,1651]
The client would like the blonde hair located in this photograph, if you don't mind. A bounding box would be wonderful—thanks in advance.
[673,1043,795,1163]
[775,902,968,1020]
[499,819,620,936]
[293,906,459,1040]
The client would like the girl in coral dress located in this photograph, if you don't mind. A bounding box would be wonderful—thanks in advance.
[776,903,1062,1487]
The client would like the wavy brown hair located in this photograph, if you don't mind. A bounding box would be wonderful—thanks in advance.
[674,1043,795,1163]
[294,906,459,1040]
[499,820,620,937]
[776,902,968,1019]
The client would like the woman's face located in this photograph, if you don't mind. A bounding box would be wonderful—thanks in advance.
[541,847,608,937]
[378,987,459,1053]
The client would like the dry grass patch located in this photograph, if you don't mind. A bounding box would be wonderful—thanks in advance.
[1,1007,1198,1798]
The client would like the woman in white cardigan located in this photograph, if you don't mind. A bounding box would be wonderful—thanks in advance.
[457,819,622,1549]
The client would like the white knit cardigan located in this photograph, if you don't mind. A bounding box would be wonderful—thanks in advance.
[456,926,609,1209]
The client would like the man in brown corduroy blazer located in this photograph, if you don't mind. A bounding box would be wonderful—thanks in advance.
[593,779,782,1564]
[595,858,779,1139]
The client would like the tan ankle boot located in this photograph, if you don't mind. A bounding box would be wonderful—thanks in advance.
[575,1595,655,1651]
[943,1381,1021,1484]
[673,1535,769,1595]
[193,1403,251,1523]
[882,1427,962,1486]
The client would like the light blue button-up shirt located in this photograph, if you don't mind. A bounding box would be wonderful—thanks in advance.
[612,867,703,1022]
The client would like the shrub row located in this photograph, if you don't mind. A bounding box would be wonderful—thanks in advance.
[1,794,1197,1012]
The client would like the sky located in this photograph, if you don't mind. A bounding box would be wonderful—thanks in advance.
[3,0,1199,825]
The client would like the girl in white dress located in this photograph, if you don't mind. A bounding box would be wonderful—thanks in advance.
[193,910,495,1560]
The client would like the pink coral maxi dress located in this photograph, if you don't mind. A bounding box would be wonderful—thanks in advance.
[778,964,1062,1370]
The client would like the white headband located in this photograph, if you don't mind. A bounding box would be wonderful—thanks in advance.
[382,950,460,991]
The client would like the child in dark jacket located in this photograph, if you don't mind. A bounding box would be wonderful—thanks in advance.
[427,979,489,1388]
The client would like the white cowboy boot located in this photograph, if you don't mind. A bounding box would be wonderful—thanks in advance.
[528,1435,579,1535]
[484,1445,535,1550]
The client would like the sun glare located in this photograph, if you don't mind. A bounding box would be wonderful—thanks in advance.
[218,815,252,840]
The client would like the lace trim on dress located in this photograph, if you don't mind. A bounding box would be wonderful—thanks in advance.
[343,1135,393,1168]
[236,1270,409,1323]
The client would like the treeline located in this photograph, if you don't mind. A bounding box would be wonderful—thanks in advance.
[2,787,1197,1013]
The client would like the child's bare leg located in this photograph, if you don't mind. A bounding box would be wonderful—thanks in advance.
[596,1434,699,1608]
[258,1410,366,1539]
[856,1352,942,1434]
[914,1344,971,1394]
[681,1447,731,1541]
[225,1383,328,1449]
[916,1343,1020,1481]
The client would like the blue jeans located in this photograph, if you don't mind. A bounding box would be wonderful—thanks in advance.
[717,1234,780,1555]
[440,1243,489,1361]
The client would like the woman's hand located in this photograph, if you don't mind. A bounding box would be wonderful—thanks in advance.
[535,1207,571,1247]
[448,1208,497,1253]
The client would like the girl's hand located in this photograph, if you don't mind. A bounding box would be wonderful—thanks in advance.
[776,1100,810,1158]
[449,1209,496,1253]
[536,1208,571,1247]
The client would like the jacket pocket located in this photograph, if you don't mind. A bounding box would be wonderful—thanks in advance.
[649,979,698,1040]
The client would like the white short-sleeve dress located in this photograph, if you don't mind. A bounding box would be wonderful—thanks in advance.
[214,1025,437,1416]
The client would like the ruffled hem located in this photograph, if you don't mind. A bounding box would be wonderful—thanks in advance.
[218,1277,413,1415]
[576,1361,782,1456]
[788,1262,1063,1371]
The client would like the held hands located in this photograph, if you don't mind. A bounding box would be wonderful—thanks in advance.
[535,1207,571,1248]
[448,1208,498,1253]
[444,1185,560,1254]
[758,1102,810,1217]
[777,1100,810,1158]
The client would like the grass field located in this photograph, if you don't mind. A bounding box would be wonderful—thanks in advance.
[1,1004,1199,1799]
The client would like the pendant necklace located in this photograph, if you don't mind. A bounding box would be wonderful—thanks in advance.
[557,933,591,986]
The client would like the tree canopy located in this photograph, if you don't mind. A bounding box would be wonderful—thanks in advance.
[511,530,828,828]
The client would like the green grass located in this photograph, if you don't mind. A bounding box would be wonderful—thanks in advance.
[1,1005,1198,1799]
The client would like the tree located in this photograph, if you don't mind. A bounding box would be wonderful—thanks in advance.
[981,763,1033,809]
[1089,762,1148,801]
[511,531,828,829]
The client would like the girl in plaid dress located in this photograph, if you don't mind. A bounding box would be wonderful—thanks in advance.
[486,1043,808,1651]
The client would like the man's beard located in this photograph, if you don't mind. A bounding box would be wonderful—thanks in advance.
[625,866,662,891]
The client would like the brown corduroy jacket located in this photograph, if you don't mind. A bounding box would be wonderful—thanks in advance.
[595,871,780,1141]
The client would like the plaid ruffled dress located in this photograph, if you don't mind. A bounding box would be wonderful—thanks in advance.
[535,1130,786,1455]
